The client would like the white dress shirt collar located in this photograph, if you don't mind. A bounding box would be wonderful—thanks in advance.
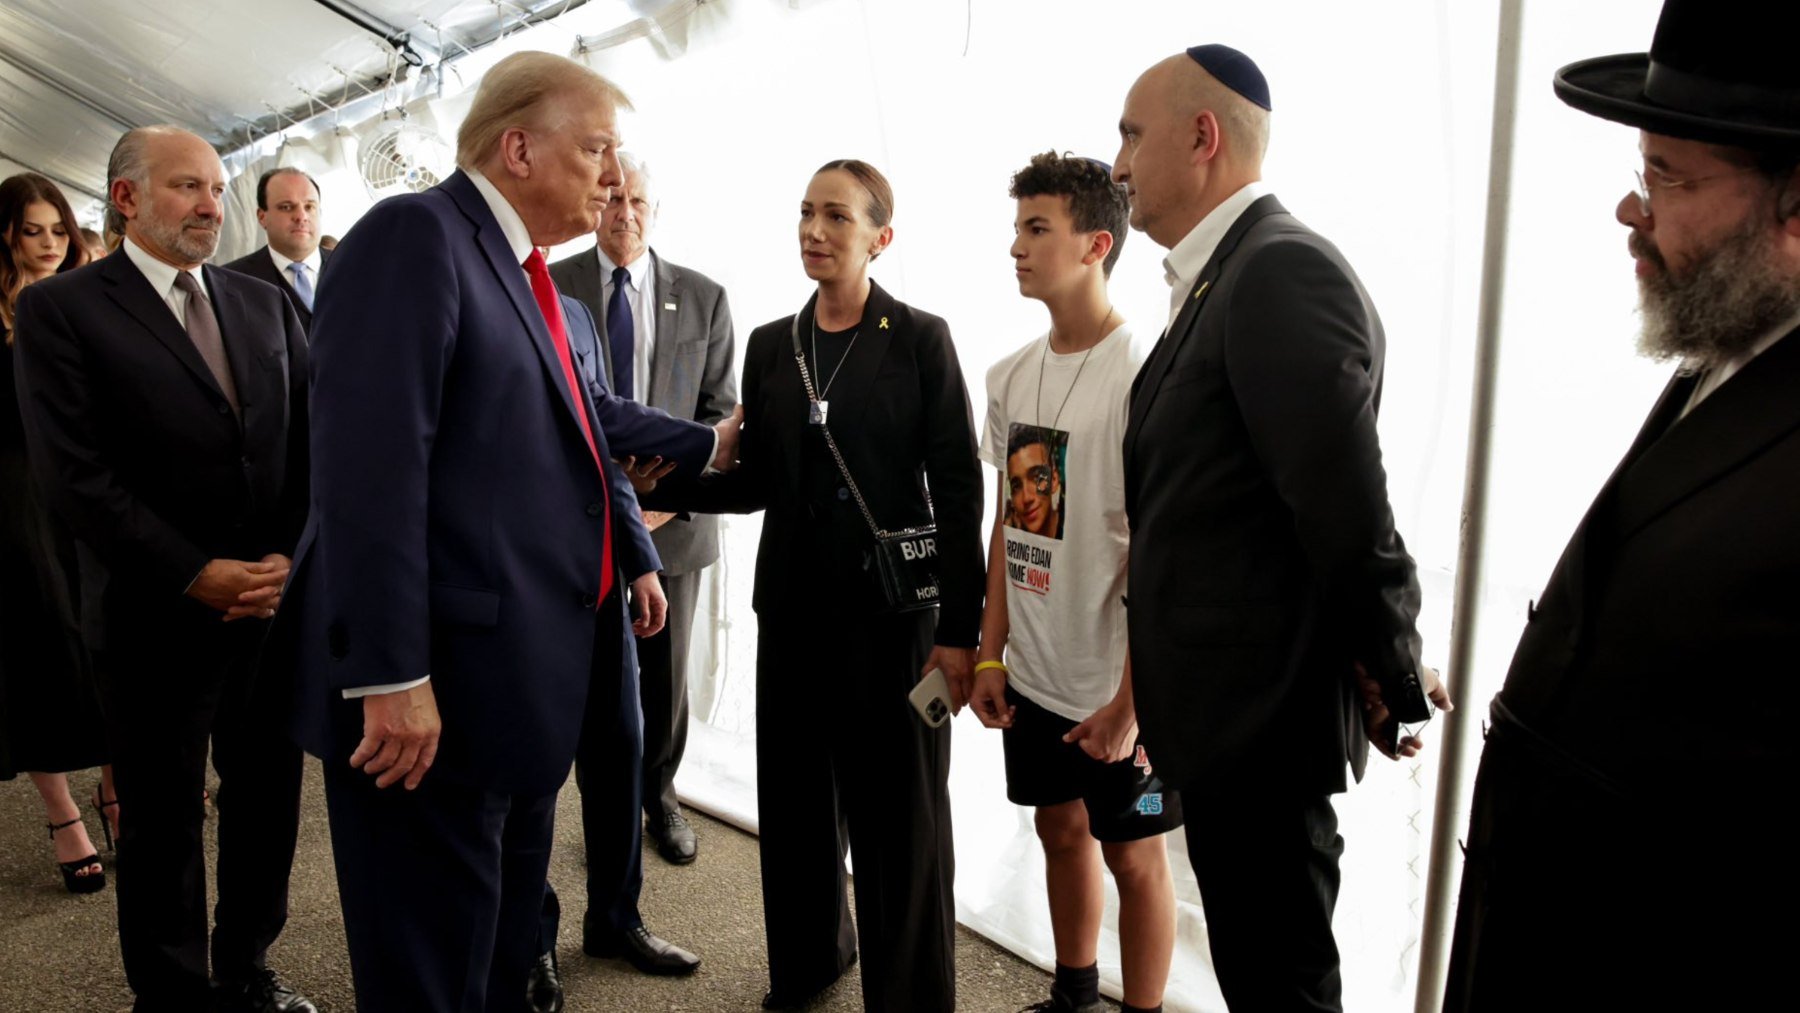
[465,168,535,265]
[596,245,651,285]
[267,245,323,277]
[122,234,207,303]
[1162,181,1267,331]
[1683,310,1800,415]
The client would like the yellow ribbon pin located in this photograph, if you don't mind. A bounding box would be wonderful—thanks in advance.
[879,316,890,329]
[1194,281,1211,300]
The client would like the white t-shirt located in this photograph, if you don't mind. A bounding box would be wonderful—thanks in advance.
[980,324,1142,721]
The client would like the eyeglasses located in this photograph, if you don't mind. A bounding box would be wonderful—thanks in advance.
[1631,166,1760,216]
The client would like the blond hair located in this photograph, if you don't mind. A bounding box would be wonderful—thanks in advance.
[456,51,632,169]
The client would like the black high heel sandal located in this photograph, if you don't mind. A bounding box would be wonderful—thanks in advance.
[47,817,105,895]
[91,789,120,852]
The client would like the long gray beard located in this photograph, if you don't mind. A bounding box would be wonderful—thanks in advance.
[1635,214,1800,371]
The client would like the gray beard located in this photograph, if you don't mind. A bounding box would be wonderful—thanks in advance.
[138,213,220,264]
[1635,213,1800,371]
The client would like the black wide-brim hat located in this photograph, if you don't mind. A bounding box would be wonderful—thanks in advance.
[1554,0,1800,147]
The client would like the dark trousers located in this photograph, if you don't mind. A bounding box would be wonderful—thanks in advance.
[756,609,956,1013]
[325,754,558,1013]
[540,596,645,951]
[96,611,303,1011]
[1181,791,1344,1013]
[639,568,698,819]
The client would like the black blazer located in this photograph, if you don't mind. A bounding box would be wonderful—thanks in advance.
[1444,328,1800,1011]
[222,245,331,331]
[12,250,309,645]
[1123,195,1425,795]
[653,280,984,646]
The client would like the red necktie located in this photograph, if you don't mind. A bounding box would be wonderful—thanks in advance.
[525,249,613,604]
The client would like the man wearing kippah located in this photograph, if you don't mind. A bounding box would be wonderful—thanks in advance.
[1112,46,1451,1011]
[1445,2,1800,1010]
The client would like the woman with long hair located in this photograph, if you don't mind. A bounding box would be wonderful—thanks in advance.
[653,159,984,1011]
[0,171,113,894]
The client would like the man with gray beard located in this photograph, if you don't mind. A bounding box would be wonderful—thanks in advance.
[1444,2,1800,1011]
[13,125,315,1013]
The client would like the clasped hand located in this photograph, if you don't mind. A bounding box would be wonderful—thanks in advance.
[187,554,290,621]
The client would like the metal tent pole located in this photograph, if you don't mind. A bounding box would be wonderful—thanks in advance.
[1414,0,1527,1009]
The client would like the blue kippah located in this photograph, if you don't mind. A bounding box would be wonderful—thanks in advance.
[1186,44,1271,111]
[1080,156,1113,175]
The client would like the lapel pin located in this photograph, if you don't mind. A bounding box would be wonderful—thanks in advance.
[1194,281,1210,300]
[879,316,890,329]
[664,302,677,311]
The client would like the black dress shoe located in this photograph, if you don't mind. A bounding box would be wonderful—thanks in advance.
[212,970,318,1013]
[584,924,701,976]
[646,810,698,864]
[527,950,564,1013]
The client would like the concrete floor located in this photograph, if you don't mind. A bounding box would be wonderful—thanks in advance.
[0,760,1062,1012]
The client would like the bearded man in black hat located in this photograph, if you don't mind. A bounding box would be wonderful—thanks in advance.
[1444,3,1800,1010]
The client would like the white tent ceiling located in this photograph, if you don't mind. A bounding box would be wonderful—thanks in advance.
[0,0,607,201]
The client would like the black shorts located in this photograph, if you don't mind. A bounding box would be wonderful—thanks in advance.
[1000,686,1183,843]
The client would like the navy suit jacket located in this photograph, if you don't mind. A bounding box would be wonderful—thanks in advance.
[282,170,710,796]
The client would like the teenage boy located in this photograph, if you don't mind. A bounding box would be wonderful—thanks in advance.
[971,152,1179,1013]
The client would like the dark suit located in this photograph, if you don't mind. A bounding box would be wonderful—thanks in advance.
[1444,330,1800,1012]
[536,296,719,949]
[222,245,330,331]
[650,281,982,1012]
[551,246,737,824]
[280,170,711,1011]
[13,248,309,1010]
[1124,195,1426,1011]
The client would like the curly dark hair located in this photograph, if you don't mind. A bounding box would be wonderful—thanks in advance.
[1008,151,1130,276]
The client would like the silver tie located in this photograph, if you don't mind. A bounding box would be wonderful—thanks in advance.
[173,271,240,418]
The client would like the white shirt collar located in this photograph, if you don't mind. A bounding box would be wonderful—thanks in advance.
[122,234,207,301]
[1683,310,1800,414]
[465,168,535,265]
[1166,178,1267,329]
[596,245,650,287]
[1162,181,1267,293]
[267,245,322,277]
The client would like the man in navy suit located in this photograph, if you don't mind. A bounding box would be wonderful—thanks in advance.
[281,52,737,1011]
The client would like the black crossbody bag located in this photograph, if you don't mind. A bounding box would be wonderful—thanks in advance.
[790,315,941,612]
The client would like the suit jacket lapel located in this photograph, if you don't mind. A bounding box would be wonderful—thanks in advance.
[443,172,596,464]
[1611,328,1800,542]
[1125,194,1288,462]
[650,251,681,409]
[205,265,257,424]
[99,252,228,405]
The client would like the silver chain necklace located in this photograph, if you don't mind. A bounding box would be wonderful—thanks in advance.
[811,315,861,400]
[1036,306,1114,429]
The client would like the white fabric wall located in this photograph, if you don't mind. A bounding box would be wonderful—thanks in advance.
[264,1,1672,1008]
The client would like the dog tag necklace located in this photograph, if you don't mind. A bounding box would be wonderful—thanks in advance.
[1037,307,1114,428]
[810,316,860,426]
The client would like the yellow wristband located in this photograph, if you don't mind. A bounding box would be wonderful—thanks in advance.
[974,660,1008,675]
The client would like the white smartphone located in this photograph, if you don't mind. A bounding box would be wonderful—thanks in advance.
[908,667,953,728]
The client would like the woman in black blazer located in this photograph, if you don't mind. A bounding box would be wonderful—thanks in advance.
[658,160,982,1011]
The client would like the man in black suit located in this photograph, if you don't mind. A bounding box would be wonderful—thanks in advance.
[223,168,328,331]
[1445,3,1800,1010]
[1111,47,1449,1011]
[13,125,314,1013]
[551,152,737,869]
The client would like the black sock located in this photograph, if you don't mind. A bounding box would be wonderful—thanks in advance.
[1122,1005,1163,1013]
[1053,962,1100,1007]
